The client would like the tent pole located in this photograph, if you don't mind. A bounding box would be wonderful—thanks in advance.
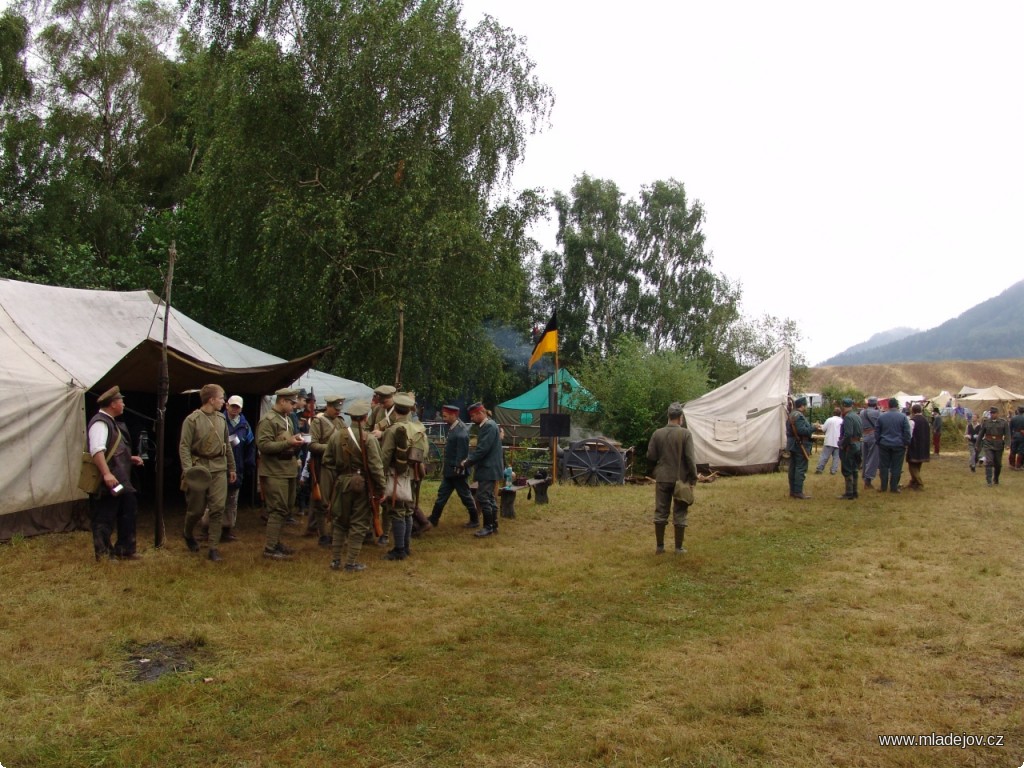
[551,348,559,483]
[154,242,175,548]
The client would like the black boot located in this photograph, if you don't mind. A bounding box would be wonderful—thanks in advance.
[838,476,853,499]
[386,518,407,560]
[674,526,686,554]
[654,523,666,554]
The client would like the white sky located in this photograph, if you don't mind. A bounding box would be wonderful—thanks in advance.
[460,0,1024,365]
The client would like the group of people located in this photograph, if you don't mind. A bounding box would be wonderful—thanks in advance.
[86,383,505,568]
[786,394,1020,499]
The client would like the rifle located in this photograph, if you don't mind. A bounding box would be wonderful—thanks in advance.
[360,426,384,537]
[788,412,810,461]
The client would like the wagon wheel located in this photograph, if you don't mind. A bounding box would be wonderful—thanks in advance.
[426,440,443,479]
[564,437,626,485]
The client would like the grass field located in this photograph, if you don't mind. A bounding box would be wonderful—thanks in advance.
[2,451,1022,767]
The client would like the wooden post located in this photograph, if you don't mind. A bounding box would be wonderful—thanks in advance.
[154,242,175,548]
[394,303,404,388]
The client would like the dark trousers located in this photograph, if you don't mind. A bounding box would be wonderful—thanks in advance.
[430,474,476,522]
[477,479,498,531]
[840,444,861,486]
[91,491,138,558]
[878,445,906,491]
[984,447,1004,484]
[788,446,808,494]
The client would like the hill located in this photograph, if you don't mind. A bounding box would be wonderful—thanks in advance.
[807,358,1024,399]
[820,327,918,366]
[821,279,1024,364]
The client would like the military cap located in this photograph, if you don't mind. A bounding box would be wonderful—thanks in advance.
[793,397,807,408]
[989,405,1000,414]
[324,395,345,408]
[275,387,300,401]
[97,386,123,407]
[393,392,415,408]
[374,384,397,397]
[841,397,854,407]
[346,400,372,418]
[468,401,486,415]
[441,404,460,414]
[184,465,212,492]
[296,388,308,398]
[866,396,878,405]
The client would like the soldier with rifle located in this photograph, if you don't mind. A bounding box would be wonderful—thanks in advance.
[323,401,386,571]
[837,397,863,500]
[787,397,814,499]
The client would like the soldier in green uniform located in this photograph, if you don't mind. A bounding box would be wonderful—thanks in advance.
[258,388,306,559]
[378,392,417,560]
[786,397,814,499]
[978,405,1011,486]
[324,401,386,571]
[179,383,236,561]
[368,384,397,435]
[307,395,345,547]
[837,397,863,500]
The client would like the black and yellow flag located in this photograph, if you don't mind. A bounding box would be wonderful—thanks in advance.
[528,312,558,369]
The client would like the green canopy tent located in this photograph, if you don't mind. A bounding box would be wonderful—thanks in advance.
[494,369,598,440]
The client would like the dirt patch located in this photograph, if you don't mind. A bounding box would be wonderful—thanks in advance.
[124,637,209,683]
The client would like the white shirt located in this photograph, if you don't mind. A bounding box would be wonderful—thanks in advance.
[822,415,843,448]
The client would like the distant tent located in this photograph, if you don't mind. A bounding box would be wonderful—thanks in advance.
[494,369,597,440]
[959,385,1024,416]
[891,391,925,406]
[683,349,790,475]
[0,278,370,539]
[926,390,955,410]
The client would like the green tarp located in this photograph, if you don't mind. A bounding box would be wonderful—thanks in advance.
[494,369,597,439]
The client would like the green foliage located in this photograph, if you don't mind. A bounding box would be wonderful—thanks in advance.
[573,335,708,458]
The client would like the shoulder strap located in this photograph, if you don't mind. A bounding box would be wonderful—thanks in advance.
[98,413,123,463]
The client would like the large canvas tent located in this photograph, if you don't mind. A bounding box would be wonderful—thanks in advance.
[0,278,370,539]
[494,369,597,440]
[683,349,791,475]
[959,385,1024,417]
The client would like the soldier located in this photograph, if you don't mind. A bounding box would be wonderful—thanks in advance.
[179,383,236,562]
[378,392,418,560]
[307,395,345,547]
[427,405,478,528]
[786,397,813,499]
[1009,406,1024,470]
[876,397,911,493]
[837,398,863,500]
[859,396,881,489]
[258,388,306,559]
[460,402,504,537]
[977,405,1011,486]
[368,384,397,436]
[323,401,386,571]
[646,402,698,554]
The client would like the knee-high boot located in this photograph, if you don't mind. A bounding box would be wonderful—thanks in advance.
[654,523,666,554]
[386,517,407,560]
[674,525,686,554]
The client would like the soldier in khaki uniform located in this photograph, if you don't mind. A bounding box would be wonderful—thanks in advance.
[978,405,1011,486]
[324,401,386,571]
[258,388,306,559]
[379,392,417,560]
[179,384,236,562]
[368,384,397,436]
[307,395,345,547]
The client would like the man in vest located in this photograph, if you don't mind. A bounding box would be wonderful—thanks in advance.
[324,401,386,571]
[87,386,144,561]
[428,405,478,528]
[179,383,236,562]
[460,402,504,538]
[258,388,306,559]
[307,395,345,547]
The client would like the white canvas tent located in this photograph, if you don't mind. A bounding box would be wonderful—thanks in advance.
[683,348,790,475]
[0,278,371,539]
[959,385,1024,417]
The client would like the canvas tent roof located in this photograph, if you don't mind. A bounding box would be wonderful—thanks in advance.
[683,349,790,475]
[0,278,370,539]
[959,385,1024,416]
[494,369,597,439]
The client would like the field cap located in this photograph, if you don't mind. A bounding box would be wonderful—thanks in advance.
[866,396,878,405]
[346,401,371,418]
[841,397,854,407]
[393,392,415,408]
[374,384,397,397]
[468,402,486,415]
[227,395,244,408]
[442,404,460,414]
[275,387,300,401]
[793,397,807,408]
[324,395,345,408]
[990,406,1000,414]
[184,465,212,492]
[97,386,123,407]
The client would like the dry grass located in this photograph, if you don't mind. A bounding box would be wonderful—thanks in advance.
[807,359,1024,398]
[2,455,1023,767]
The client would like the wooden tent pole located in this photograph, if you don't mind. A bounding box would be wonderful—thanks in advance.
[154,242,175,548]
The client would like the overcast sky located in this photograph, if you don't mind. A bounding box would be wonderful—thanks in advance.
[459,0,1024,365]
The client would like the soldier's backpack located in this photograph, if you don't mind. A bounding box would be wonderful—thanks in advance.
[406,420,430,479]
[391,423,409,473]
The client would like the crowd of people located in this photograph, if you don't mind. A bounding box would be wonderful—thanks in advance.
[785,395,1023,499]
[85,383,504,568]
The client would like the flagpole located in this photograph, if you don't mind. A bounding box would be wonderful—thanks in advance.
[552,337,559,484]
